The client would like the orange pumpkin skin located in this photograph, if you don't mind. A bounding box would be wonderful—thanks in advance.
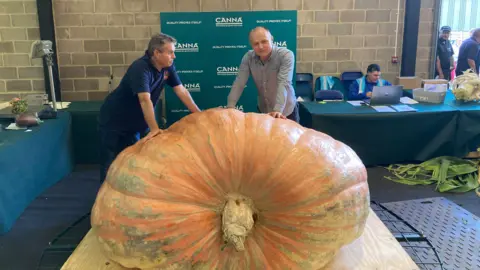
[91,108,370,269]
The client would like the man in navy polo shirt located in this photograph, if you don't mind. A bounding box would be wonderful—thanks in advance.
[435,26,454,80]
[98,33,201,182]
[456,28,480,76]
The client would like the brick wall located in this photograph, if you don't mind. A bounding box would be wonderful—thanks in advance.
[0,0,44,102]
[0,0,437,102]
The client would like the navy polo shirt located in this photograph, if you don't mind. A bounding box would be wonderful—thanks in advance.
[456,37,479,76]
[99,51,181,132]
[437,38,454,70]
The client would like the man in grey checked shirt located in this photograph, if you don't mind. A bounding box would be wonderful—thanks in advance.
[226,26,299,122]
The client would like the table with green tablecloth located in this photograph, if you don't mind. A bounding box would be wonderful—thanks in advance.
[0,112,74,234]
[299,99,459,166]
[58,100,165,164]
[59,101,103,164]
[443,93,480,156]
[56,91,480,168]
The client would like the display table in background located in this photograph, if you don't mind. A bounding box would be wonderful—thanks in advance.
[299,100,458,166]
[443,94,480,157]
[60,209,419,270]
[58,93,480,168]
[59,102,102,164]
[0,112,74,234]
[58,100,164,165]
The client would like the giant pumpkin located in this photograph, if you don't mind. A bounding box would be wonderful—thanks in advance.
[91,108,370,269]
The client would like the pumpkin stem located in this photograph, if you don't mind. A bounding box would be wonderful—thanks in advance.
[221,193,256,252]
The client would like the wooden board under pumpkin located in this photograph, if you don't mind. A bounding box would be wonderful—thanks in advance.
[61,209,419,270]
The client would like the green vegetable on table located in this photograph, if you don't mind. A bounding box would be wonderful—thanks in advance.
[385,156,480,195]
[452,69,480,102]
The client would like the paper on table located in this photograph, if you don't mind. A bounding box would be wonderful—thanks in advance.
[48,101,71,108]
[5,123,27,130]
[400,97,418,104]
[347,100,364,106]
[391,104,417,112]
[372,106,396,112]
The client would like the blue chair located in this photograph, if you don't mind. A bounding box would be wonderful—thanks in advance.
[315,76,336,91]
[341,71,363,94]
[315,90,344,101]
[295,73,314,101]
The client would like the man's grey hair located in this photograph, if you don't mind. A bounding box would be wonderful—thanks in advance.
[147,33,177,56]
[471,28,480,38]
[248,26,273,42]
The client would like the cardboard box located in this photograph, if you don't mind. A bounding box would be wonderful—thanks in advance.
[424,84,447,92]
[396,76,422,89]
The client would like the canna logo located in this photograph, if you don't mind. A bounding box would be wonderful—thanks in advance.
[217,66,238,76]
[184,83,201,92]
[273,41,287,48]
[175,43,199,52]
[215,17,243,27]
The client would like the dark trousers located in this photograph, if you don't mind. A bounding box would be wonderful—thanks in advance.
[436,68,451,81]
[287,103,300,123]
[257,103,300,123]
[98,127,142,182]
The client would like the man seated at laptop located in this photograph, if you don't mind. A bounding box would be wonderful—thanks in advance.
[348,64,392,100]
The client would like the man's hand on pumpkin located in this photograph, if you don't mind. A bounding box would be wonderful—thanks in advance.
[144,128,163,141]
[268,111,286,119]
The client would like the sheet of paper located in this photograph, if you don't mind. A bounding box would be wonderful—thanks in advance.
[0,101,10,111]
[400,96,418,104]
[5,123,26,130]
[372,106,396,113]
[391,104,417,112]
[48,101,71,108]
[347,100,364,106]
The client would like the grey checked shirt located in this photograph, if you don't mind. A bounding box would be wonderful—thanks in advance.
[227,46,296,116]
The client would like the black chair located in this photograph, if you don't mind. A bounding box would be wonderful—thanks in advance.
[295,73,314,101]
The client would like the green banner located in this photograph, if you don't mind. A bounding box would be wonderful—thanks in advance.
[159,10,297,126]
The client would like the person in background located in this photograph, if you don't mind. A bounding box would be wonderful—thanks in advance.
[98,33,201,182]
[435,26,455,81]
[348,64,391,100]
[226,26,298,122]
[456,28,480,76]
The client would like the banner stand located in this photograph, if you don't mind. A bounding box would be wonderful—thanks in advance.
[160,10,297,126]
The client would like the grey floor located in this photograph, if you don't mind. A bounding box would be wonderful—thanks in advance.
[0,165,478,270]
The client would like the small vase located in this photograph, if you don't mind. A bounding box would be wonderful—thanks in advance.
[15,113,39,128]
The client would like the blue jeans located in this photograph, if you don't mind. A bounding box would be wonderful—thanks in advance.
[98,127,143,182]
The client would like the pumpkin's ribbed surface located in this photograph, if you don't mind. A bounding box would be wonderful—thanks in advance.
[91,108,370,269]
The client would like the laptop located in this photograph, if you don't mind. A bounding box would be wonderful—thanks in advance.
[363,85,403,105]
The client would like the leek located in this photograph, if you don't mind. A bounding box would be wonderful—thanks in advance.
[385,156,480,195]
[452,69,480,101]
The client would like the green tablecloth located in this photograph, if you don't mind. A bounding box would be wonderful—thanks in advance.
[404,89,480,154]
[60,101,102,164]
[443,92,480,156]
[0,112,74,234]
[59,100,165,164]
[299,101,458,166]
[58,91,480,167]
